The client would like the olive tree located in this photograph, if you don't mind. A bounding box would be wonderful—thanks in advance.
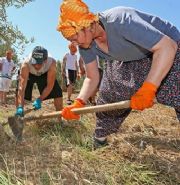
[0,0,34,55]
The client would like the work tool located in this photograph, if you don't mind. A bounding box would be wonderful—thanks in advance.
[8,107,35,141]
[0,107,34,141]
[9,100,130,141]
[0,123,11,142]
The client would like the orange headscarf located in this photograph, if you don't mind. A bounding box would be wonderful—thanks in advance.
[57,0,99,39]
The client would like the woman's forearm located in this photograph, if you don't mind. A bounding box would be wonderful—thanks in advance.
[77,77,99,102]
[77,59,100,102]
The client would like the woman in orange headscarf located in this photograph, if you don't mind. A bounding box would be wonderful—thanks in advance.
[57,0,180,149]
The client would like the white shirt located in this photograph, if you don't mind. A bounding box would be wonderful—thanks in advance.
[65,53,77,70]
[0,57,15,77]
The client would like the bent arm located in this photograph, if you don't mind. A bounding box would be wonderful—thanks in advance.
[17,63,29,107]
[146,35,178,87]
[39,61,56,101]
[77,60,99,102]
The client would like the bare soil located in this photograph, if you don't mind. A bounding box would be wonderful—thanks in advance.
[0,89,179,185]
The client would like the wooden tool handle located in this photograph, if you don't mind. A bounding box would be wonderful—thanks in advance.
[24,100,130,121]
[24,107,35,114]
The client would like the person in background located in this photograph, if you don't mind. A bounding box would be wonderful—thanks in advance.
[15,46,63,117]
[0,50,15,106]
[57,0,180,148]
[62,43,79,105]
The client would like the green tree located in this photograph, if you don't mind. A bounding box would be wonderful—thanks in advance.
[56,60,62,84]
[0,0,34,55]
[56,60,68,92]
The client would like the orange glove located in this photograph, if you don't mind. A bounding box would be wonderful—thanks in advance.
[130,82,157,111]
[61,98,85,120]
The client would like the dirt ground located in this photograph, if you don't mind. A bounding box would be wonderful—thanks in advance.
[0,89,179,185]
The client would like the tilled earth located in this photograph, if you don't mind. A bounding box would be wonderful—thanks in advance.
[0,89,179,185]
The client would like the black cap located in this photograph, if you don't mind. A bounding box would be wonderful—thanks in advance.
[30,46,48,64]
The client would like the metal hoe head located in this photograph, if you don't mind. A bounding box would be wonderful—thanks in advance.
[0,124,11,143]
[8,115,24,142]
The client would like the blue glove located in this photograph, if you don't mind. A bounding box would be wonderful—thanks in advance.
[32,98,42,110]
[15,106,24,117]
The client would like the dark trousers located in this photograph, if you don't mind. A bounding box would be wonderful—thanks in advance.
[24,72,62,101]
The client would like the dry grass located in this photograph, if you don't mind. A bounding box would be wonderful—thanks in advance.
[0,89,179,185]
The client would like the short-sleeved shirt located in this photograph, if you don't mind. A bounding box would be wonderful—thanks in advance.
[79,6,180,64]
[0,57,15,78]
[64,53,77,70]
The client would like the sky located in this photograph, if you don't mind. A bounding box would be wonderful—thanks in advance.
[7,0,180,63]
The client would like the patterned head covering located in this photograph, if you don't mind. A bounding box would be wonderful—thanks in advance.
[57,0,99,39]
